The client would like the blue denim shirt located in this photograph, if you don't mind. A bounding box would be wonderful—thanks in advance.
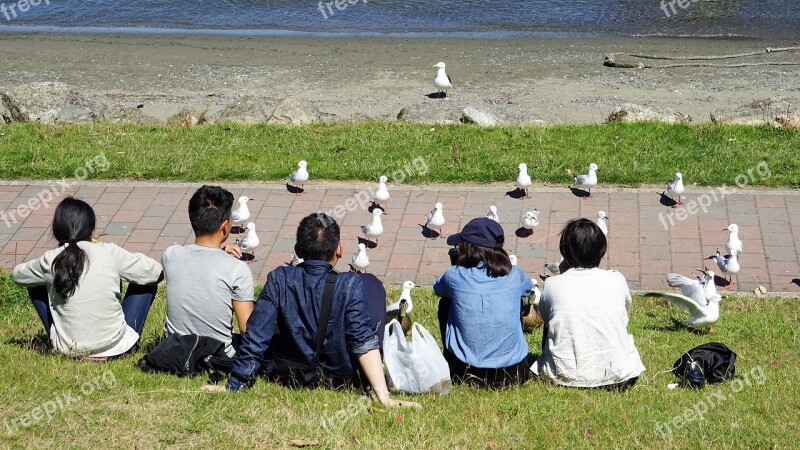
[227,260,379,391]
[433,265,532,369]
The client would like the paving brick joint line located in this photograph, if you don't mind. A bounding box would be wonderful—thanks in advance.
[1,182,799,294]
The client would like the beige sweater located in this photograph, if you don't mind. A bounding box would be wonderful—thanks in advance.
[12,242,162,356]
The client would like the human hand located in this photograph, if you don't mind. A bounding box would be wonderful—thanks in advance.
[222,244,243,259]
[200,384,228,393]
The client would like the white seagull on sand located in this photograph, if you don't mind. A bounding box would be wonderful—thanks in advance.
[432,62,453,98]
[516,163,532,198]
[725,224,743,254]
[665,172,685,207]
[425,202,446,238]
[289,160,309,194]
[386,281,415,313]
[641,272,723,329]
[596,211,609,236]
[573,163,599,198]
[351,242,370,273]
[362,208,384,244]
[484,205,499,223]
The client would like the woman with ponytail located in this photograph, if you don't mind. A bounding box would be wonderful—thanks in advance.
[12,197,163,359]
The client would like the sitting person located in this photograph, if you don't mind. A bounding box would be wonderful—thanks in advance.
[433,218,535,388]
[162,185,255,360]
[533,218,645,390]
[210,213,417,408]
[12,197,162,359]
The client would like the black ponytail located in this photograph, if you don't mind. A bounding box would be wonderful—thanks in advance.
[51,197,96,299]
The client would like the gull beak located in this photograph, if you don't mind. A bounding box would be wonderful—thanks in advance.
[722,228,728,231]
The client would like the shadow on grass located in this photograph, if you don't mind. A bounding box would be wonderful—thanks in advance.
[7,332,52,355]
[643,317,698,333]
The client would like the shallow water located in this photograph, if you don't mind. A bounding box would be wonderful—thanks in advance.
[0,0,798,38]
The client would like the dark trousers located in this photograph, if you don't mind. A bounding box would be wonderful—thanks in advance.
[438,297,534,388]
[28,283,158,337]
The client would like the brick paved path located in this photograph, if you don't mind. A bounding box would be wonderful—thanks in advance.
[2,181,799,293]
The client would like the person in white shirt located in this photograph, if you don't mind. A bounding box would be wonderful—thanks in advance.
[533,218,645,390]
[12,197,163,359]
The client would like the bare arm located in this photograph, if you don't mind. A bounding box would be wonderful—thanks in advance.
[232,300,255,333]
[357,349,420,408]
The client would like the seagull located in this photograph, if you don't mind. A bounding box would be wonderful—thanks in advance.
[573,163,599,198]
[386,281,415,313]
[522,278,543,331]
[385,300,412,336]
[509,255,518,266]
[350,242,370,273]
[696,268,719,304]
[484,205,499,223]
[596,211,609,236]
[289,160,309,194]
[236,222,259,261]
[641,273,723,330]
[432,62,453,98]
[725,224,743,254]
[362,208,384,245]
[231,196,251,235]
[516,163,532,198]
[709,248,740,284]
[544,256,564,275]
[290,251,304,267]
[374,175,390,212]
[665,172,685,207]
[425,202,445,238]
[521,210,540,230]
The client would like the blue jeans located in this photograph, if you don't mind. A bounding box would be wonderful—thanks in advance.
[28,283,158,337]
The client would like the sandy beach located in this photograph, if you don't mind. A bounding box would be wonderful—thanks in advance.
[1,32,798,124]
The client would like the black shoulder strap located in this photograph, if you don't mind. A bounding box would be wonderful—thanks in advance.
[312,271,338,364]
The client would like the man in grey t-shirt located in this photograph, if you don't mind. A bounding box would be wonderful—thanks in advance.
[162,186,255,357]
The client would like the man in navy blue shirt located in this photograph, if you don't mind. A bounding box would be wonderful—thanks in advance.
[206,213,417,408]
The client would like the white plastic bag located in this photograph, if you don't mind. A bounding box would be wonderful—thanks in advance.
[383,320,451,394]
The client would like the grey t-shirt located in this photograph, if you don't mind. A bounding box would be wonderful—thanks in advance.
[162,244,255,356]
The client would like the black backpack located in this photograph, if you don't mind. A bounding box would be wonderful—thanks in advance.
[672,342,737,388]
[137,333,234,377]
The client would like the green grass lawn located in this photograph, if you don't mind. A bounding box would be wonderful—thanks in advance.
[1,272,798,449]
[0,122,798,187]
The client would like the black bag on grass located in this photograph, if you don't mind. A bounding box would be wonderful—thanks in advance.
[672,342,737,388]
[137,333,233,377]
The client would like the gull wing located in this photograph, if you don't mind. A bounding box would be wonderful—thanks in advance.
[639,291,705,317]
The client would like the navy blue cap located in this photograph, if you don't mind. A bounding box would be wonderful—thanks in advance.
[447,217,505,249]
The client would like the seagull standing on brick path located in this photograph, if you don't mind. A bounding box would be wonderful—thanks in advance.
[709,248,740,284]
[516,163,532,198]
[665,172,685,207]
[289,160,309,194]
[231,196,251,235]
[374,175,390,212]
[572,163,598,198]
[350,242,370,273]
[596,211,609,236]
[362,208,384,245]
[521,210,540,230]
[484,205,499,223]
[725,224,743,254]
[425,202,446,238]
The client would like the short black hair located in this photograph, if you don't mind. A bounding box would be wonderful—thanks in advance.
[295,213,340,262]
[457,241,512,278]
[559,218,606,269]
[188,185,234,236]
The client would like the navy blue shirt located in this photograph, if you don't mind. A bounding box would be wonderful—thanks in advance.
[227,260,379,391]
